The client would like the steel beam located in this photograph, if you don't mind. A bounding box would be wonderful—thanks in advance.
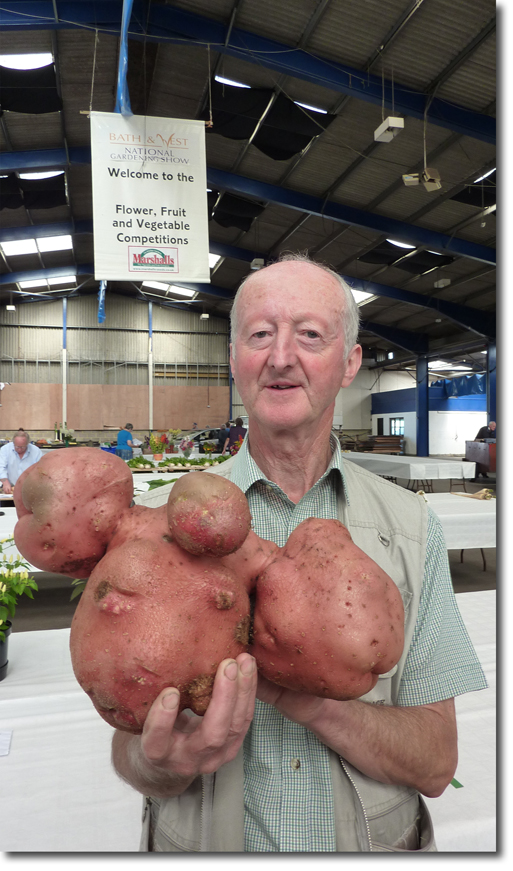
[416,355,429,456]
[342,276,495,339]
[360,321,428,355]
[0,2,495,144]
[0,150,496,268]
[0,263,94,285]
[207,168,496,267]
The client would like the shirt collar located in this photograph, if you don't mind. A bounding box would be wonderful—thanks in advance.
[230,432,350,504]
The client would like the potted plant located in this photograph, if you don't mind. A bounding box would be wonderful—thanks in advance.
[0,538,38,680]
[148,432,164,460]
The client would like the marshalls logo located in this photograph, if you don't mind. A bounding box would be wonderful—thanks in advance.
[128,246,178,272]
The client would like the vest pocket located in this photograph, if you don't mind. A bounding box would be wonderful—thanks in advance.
[370,796,437,852]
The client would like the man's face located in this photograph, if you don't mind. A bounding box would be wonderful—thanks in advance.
[230,261,362,435]
[13,438,28,455]
[489,421,496,432]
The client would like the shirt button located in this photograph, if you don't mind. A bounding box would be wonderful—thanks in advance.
[290,758,301,771]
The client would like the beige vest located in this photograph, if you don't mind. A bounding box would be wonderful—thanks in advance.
[136,457,436,852]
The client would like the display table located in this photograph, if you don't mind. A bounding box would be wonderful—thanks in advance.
[344,454,475,486]
[424,492,496,550]
[0,629,142,851]
[0,591,495,852]
[425,590,496,851]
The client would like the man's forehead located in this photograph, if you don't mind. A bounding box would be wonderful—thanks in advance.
[239,268,344,317]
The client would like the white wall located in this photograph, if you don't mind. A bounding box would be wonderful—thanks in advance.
[428,410,487,455]
[334,368,413,429]
[370,410,488,456]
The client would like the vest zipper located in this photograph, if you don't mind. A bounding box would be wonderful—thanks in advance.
[339,758,373,852]
[199,773,215,851]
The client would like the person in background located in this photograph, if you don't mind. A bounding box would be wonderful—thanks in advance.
[217,421,231,453]
[222,417,247,455]
[113,254,487,853]
[473,420,496,479]
[0,429,43,493]
[475,420,496,440]
[116,423,135,460]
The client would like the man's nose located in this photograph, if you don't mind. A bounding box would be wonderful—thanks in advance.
[267,331,297,370]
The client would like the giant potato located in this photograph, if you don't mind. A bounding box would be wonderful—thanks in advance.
[250,518,404,699]
[13,448,133,576]
[69,535,251,732]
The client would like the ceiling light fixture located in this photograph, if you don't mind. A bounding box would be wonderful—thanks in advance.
[374,116,404,143]
[474,167,495,183]
[295,101,327,115]
[200,312,210,320]
[351,289,376,306]
[386,239,416,249]
[214,75,250,89]
[433,278,451,288]
[401,168,442,191]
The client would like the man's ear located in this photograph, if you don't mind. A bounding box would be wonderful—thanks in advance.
[341,344,362,388]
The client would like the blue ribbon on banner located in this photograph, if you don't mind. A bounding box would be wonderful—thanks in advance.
[114,0,134,116]
[98,280,106,323]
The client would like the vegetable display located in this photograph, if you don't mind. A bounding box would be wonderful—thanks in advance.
[13,448,404,734]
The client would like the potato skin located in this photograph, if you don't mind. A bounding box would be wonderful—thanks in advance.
[13,448,133,576]
[167,472,252,556]
[251,518,404,700]
[69,536,251,733]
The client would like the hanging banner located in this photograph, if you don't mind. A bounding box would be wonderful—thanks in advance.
[90,112,210,282]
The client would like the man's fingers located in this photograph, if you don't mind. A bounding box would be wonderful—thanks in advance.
[141,688,180,763]
[201,654,257,744]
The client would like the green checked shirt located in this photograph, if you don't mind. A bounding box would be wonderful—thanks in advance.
[229,436,487,853]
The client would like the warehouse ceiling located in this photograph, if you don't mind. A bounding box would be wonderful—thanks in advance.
[0,0,496,372]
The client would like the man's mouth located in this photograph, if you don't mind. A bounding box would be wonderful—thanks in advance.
[268,384,297,389]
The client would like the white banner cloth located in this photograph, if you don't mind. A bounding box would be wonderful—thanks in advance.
[91,112,210,283]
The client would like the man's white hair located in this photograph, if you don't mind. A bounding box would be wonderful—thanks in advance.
[230,252,360,360]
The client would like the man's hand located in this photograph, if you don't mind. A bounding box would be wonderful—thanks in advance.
[257,675,457,798]
[1,479,12,494]
[257,674,327,725]
[112,652,257,798]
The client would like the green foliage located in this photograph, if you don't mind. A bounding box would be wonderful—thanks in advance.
[70,578,88,602]
[148,432,163,453]
[0,538,39,641]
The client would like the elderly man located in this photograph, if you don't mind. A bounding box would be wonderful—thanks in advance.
[0,430,43,494]
[112,255,487,853]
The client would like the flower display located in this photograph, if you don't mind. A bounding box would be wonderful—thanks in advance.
[0,538,38,641]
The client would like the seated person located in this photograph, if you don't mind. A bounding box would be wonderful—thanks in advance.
[116,423,135,460]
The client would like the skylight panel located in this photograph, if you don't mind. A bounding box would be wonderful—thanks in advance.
[0,52,53,69]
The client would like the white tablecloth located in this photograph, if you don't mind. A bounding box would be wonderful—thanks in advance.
[425,493,496,549]
[0,591,495,853]
[425,590,496,851]
[344,454,476,480]
[0,629,142,852]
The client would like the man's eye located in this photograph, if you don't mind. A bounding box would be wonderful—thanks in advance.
[305,330,320,339]
[253,331,268,339]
